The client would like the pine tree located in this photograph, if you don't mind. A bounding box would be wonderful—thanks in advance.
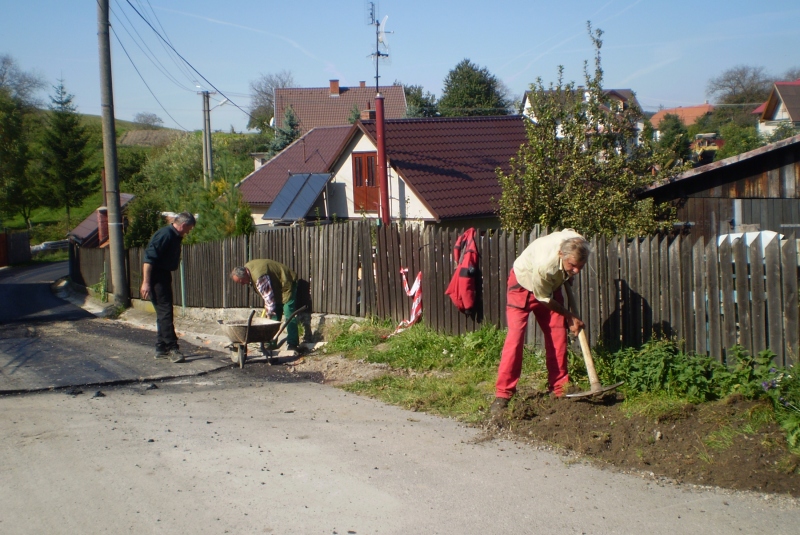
[40,81,97,226]
[438,59,509,117]
[269,106,300,156]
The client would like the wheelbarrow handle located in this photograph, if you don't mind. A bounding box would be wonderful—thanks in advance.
[272,305,308,346]
[243,310,256,346]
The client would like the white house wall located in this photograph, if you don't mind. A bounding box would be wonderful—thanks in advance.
[327,132,434,221]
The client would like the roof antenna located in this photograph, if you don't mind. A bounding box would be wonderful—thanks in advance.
[366,2,391,93]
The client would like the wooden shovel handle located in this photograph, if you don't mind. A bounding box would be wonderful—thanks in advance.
[577,329,602,394]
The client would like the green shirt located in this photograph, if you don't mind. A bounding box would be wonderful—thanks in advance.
[245,259,297,305]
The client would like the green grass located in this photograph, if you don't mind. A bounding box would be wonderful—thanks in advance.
[322,321,800,452]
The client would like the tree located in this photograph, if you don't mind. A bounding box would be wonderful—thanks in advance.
[782,67,800,82]
[656,113,691,164]
[497,23,681,237]
[133,112,163,129]
[0,54,45,107]
[715,123,762,160]
[438,59,510,117]
[707,65,773,105]
[269,106,300,155]
[0,88,40,227]
[39,81,97,226]
[766,122,798,143]
[248,70,296,132]
[348,103,361,124]
[401,83,439,117]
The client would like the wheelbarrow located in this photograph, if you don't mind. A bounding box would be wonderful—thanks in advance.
[219,306,307,368]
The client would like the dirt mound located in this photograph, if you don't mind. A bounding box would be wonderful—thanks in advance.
[488,388,800,496]
[295,355,800,497]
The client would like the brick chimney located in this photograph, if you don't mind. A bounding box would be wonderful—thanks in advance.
[329,79,340,97]
[360,109,376,120]
[359,81,366,88]
[97,207,109,245]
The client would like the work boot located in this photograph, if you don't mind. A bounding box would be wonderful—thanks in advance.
[490,397,509,417]
[169,349,186,364]
[154,350,169,360]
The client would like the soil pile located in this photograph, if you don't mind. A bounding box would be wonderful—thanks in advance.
[491,388,800,496]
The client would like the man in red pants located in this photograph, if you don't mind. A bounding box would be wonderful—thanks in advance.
[491,230,590,416]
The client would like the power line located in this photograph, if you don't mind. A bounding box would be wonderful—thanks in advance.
[132,0,198,86]
[123,0,256,125]
[110,1,195,92]
[110,26,190,131]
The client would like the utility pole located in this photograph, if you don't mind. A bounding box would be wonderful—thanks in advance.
[96,0,130,307]
[200,91,214,188]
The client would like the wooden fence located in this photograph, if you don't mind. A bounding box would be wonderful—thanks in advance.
[71,222,799,366]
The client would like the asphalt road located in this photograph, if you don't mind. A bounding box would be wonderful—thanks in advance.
[0,263,229,393]
[0,262,93,323]
[0,264,798,534]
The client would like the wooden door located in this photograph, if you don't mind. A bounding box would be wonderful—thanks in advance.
[352,152,379,213]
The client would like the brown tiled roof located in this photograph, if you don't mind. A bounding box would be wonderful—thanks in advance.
[70,193,135,246]
[237,126,351,206]
[650,104,714,129]
[357,116,529,220]
[275,82,406,134]
[761,81,800,122]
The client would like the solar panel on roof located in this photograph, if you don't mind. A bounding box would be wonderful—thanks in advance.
[262,173,332,221]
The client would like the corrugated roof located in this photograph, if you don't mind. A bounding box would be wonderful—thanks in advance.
[275,83,406,134]
[237,126,351,206]
[358,116,528,220]
[650,104,714,130]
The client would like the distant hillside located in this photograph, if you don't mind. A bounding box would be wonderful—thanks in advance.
[118,129,185,147]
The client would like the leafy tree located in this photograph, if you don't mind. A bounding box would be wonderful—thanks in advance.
[116,146,149,190]
[766,122,799,143]
[234,203,255,236]
[715,123,762,160]
[401,83,439,117]
[248,70,296,132]
[438,59,510,117]
[497,23,681,237]
[656,113,691,163]
[39,81,97,226]
[132,112,163,129]
[0,54,45,107]
[0,88,40,227]
[123,192,165,248]
[269,106,300,155]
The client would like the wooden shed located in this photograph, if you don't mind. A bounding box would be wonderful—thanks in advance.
[642,134,800,241]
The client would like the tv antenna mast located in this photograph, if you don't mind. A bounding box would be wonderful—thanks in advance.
[367,2,391,93]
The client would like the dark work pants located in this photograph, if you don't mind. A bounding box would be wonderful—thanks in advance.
[150,268,179,352]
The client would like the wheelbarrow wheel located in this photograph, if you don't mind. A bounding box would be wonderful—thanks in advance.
[237,344,246,369]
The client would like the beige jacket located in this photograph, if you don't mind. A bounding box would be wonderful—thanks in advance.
[512,229,583,304]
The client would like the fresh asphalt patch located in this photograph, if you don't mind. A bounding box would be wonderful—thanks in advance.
[0,318,231,394]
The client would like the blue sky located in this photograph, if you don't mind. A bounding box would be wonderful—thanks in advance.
[3,0,799,132]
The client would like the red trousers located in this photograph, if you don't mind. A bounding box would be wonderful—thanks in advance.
[495,269,570,398]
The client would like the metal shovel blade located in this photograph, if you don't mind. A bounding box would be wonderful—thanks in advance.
[565,381,625,399]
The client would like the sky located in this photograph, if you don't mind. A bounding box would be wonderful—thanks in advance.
[3,0,799,133]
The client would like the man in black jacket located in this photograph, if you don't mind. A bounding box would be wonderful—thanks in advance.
[140,212,195,363]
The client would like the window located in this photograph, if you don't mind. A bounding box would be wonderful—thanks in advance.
[352,152,379,213]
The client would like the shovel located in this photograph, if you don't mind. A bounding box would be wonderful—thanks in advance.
[565,329,624,399]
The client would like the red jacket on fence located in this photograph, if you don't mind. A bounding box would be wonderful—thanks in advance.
[445,228,479,315]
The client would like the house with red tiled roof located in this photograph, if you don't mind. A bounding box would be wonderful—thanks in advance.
[274,80,407,134]
[307,115,528,227]
[236,126,352,225]
[754,80,800,137]
[649,103,714,139]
